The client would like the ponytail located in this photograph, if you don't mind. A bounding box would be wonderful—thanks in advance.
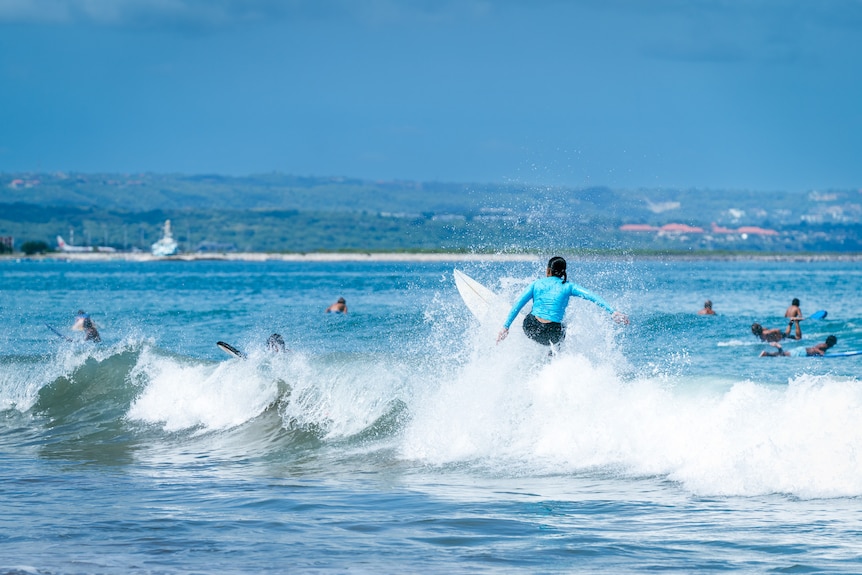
[547,256,567,283]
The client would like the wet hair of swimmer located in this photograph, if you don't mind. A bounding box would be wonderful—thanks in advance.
[751,323,763,336]
[825,335,837,347]
[267,333,285,352]
[792,298,800,306]
[547,256,567,283]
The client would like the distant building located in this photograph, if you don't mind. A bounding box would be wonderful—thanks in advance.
[711,223,778,236]
[736,226,779,236]
[658,224,705,234]
[619,224,659,232]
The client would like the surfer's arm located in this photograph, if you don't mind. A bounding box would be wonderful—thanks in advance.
[499,284,535,342]
[568,283,629,324]
[503,284,535,329]
[568,283,614,314]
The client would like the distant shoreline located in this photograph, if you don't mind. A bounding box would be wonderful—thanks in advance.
[4,251,862,263]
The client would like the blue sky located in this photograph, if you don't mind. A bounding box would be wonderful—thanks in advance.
[1,0,860,191]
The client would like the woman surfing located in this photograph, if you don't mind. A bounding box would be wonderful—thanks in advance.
[497,256,628,347]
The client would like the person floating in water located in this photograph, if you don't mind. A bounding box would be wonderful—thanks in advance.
[760,335,837,357]
[267,333,287,353]
[326,297,348,314]
[698,300,716,315]
[497,256,628,348]
[72,310,101,342]
[751,320,801,342]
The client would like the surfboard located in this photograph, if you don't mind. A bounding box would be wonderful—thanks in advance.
[453,269,503,323]
[45,323,72,342]
[820,350,862,358]
[217,341,245,359]
[808,310,827,320]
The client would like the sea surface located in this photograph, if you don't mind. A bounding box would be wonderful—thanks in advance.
[1,256,861,574]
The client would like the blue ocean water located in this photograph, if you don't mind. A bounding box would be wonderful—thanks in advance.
[1,256,861,574]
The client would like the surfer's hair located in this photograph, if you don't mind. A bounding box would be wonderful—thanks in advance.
[547,256,567,283]
[825,335,837,347]
[267,333,286,352]
[792,298,800,306]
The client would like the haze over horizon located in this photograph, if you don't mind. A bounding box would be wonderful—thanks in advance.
[1,0,860,193]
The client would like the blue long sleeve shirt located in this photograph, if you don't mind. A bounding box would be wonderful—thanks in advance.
[503,276,615,329]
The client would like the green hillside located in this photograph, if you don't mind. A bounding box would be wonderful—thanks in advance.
[1,172,860,253]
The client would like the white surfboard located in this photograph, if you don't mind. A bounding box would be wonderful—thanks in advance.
[217,341,246,359]
[454,269,505,323]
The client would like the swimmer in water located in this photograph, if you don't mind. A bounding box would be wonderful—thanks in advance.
[326,297,347,314]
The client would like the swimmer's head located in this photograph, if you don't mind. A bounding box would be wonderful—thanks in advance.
[267,333,285,352]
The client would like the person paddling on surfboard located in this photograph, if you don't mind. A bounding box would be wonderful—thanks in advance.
[760,335,837,357]
[497,256,628,347]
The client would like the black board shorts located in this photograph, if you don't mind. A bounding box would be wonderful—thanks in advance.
[522,313,564,346]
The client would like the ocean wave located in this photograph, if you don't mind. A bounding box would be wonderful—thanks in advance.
[2,312,862,498]
[401,344,862,499]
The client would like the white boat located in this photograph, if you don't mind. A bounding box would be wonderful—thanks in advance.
[151,220,179,257]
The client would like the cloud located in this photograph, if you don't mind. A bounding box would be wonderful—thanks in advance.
[0,0,497,29]
[0,0,297,28]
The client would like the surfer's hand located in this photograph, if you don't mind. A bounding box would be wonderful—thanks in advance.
[497,328,509,343]
[612,311,629,325]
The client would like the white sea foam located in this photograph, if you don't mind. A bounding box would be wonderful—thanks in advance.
[126,347,282,432]
[401,335,862,499]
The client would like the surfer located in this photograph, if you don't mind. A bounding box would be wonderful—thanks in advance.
[326,297,348,314]
[760,335,837,357]
[751,320,801,341]
[698,300,716,315]
[781,297,807,337]
[267,333,287,353]
[785,298,803,320]
[496,256,628,347]
[72,310,101,342]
